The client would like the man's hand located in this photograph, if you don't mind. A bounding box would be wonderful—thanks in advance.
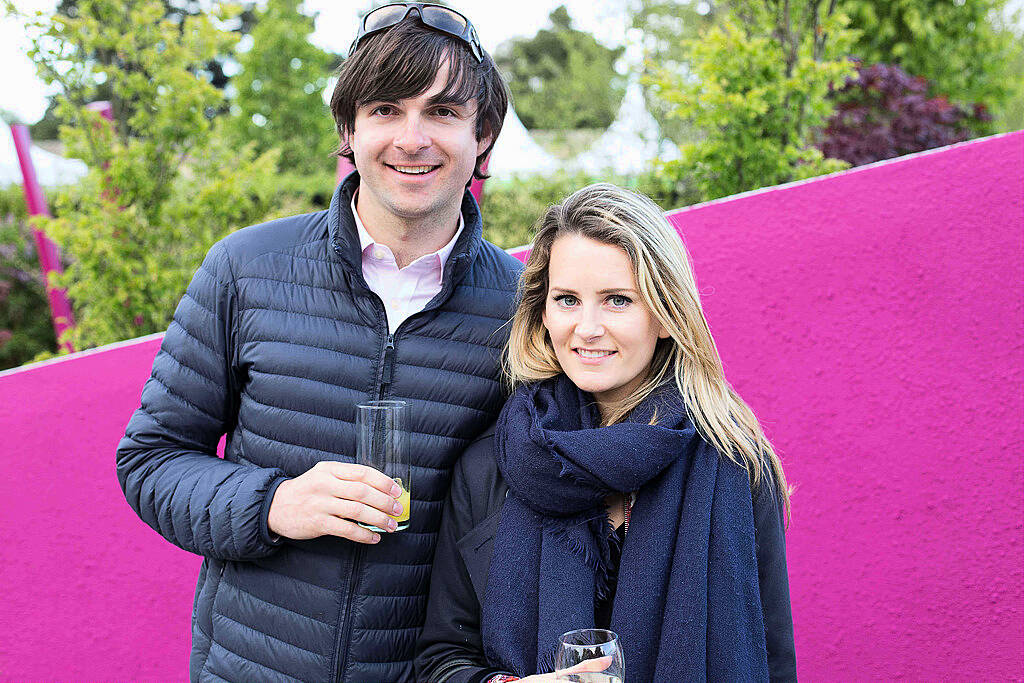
[268,461,404,544]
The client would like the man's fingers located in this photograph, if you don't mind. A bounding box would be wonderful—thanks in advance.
[318,515,382,544]
[328,478,404,516]
[327,498,399,532]
[316,461,402,497]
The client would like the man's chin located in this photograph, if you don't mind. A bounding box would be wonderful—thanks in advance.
[383,198,446,221]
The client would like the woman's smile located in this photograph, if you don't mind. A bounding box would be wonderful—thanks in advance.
[573,348,617,363]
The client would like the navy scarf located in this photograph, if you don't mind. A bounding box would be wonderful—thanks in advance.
[481,375,769,682]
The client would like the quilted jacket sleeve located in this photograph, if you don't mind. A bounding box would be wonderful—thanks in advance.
[116,241,288,561]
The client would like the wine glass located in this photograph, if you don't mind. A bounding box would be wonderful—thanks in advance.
[355,400,410,531]
[555,628,625,683]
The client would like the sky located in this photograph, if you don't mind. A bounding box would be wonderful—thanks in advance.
[0,0,632,125]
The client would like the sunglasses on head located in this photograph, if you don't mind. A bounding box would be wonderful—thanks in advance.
[349,3,483,62]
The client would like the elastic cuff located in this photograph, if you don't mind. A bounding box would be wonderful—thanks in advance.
[259,476,290,547]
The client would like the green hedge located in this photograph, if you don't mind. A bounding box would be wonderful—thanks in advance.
[480,169,699,250]
[0,184,59,369]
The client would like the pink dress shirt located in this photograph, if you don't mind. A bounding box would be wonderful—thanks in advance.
[351,194,464,334]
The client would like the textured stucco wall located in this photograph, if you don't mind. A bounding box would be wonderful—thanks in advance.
[1,131,1021,681]
[0,334,199,681]
[664,131,1023,681]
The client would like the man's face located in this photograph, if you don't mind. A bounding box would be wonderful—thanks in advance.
[348,63,490,226]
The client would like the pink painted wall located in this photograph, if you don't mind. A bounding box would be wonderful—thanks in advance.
[1,132,1021,681]
[665,131,1023,681]
[0,335,198,681]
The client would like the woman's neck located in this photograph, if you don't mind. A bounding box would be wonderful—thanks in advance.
[605,492,626,530]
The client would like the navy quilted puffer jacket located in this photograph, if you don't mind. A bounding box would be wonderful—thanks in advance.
[116,173,522,683]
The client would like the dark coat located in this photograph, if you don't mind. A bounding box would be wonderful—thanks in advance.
[116,173,522,683]
[416,427,798,683]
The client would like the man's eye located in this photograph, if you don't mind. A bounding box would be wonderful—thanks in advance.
[434,107,455,117]
[372,105,396,116]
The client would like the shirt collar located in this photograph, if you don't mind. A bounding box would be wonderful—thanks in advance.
[351,191,465,274]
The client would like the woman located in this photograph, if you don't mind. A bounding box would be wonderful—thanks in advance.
[416,183,796,683]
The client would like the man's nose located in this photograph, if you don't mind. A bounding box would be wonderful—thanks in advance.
[393,114,430,154]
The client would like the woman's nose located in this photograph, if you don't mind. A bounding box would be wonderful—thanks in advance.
[574,307,605,341]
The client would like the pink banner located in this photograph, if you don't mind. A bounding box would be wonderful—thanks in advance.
[10,124,75,351]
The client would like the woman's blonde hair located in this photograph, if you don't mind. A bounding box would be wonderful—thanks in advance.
[507,183,790,513]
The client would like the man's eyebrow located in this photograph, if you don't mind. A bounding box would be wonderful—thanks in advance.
[426,94,474,109]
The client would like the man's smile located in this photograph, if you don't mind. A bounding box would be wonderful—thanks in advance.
[385,163,441,176]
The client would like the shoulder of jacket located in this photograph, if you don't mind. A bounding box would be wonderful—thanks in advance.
[456,426,497,476]
[214,209,330,272]
[469,241,524,288]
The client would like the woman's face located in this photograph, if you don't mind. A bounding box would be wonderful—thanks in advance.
[542,233,668,415]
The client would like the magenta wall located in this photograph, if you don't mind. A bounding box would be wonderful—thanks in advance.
[665,132,1023,681]
[0,334,198,681]
[1,132,1021,681]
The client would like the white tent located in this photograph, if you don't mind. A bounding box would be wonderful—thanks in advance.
[1,129,88,188]
[569,80,679,176]
[485,105,562,179]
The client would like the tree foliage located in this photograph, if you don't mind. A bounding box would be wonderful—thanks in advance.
[495,5,625,130]
[23,0,283,350]
[630,0,724,143]
[838,0,1019,131]
[28,0,258,140]
[650,0,855,201]
[819,61,991,167]
[996,25,1024,132]
[225,0,338,175]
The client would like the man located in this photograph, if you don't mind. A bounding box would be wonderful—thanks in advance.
[116,5,520,682]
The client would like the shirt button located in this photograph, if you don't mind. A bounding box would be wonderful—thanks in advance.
[373,246,387,260]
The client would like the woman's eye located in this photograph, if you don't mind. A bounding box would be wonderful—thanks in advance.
[554,294,579,307]
[608,295,631,307]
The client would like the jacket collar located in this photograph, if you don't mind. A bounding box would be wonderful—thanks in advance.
[328,170,483,291]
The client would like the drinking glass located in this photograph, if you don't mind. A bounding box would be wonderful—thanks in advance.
[555,628,625,683]
[355,400,410,531]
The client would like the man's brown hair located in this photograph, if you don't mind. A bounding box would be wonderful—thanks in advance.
[330,16,509,182]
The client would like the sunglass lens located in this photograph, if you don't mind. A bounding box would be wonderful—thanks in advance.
[422,6,467,31]
[364,5,410,32]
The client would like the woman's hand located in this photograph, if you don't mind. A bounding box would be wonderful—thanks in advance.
[514,655,614,682]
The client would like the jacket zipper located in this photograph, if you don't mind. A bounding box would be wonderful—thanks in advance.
[378,333,396,400]
[329,237,466,681]
[334,544,363,683]
[334,329,395,683]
